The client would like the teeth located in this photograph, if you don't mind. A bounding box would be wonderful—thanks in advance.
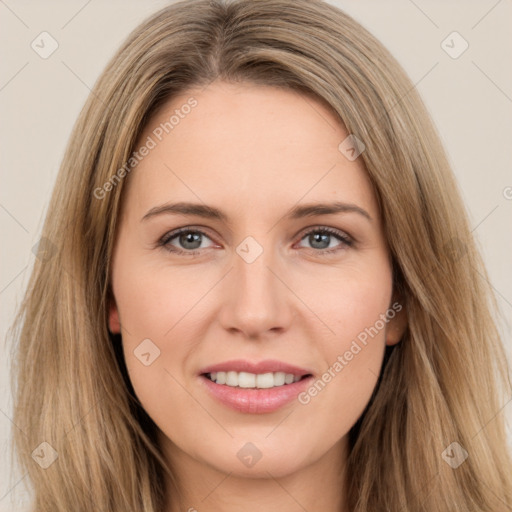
[207,371,304,389]
[256,373,274,388]
[274,372,285,386]
[226,371,238,386]
[239,372,256,388]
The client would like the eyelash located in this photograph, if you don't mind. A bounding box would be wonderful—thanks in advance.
[157,226,354,256]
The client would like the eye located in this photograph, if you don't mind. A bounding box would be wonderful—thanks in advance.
[296,227,353,254]
[158,228,216,255]
[157,226,353,257]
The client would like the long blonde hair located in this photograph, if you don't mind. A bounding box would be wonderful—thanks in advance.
[9,0,512,510]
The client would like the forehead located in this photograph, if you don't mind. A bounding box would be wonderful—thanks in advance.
[123,81,379,223]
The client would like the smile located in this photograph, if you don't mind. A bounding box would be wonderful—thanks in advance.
[205,371,307,389]
[198,360,314,414]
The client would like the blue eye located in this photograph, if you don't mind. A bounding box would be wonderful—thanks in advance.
[159,229,214,255]
[297,227,353,253]
[158,226,353,256]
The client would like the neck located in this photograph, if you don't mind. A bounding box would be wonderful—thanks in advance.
[161,435,349,512]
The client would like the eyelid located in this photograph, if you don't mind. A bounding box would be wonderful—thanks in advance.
[157,226,219,252]
[294,225,354,251]
[157,224,354,255]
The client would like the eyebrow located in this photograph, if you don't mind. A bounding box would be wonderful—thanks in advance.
[141,200,372,223]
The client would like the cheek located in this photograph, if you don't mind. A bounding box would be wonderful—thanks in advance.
[113,253,217,346]
[295,264,392,434]
[110,255,207,406]
[305,261,392,338]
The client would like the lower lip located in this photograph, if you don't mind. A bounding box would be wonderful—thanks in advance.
[199,375,314,414]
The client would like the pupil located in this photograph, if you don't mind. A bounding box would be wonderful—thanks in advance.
[181,232,201,249]
[311,233,329,249]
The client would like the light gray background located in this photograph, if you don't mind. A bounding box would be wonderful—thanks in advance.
[1,1,511,509]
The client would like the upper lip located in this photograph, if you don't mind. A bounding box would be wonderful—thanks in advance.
[200,359,313,377]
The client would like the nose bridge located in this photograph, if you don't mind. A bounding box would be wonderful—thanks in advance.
[237,241,275,297]
[219,235,290,336]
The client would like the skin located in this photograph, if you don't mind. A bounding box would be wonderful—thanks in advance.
[108,81,407,512]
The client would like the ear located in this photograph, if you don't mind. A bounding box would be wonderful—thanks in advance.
[385,295,407,346]
[108,296,121,334]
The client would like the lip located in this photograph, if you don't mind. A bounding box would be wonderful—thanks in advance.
[198,359,314,414]
[200,375,314,414]
[199,359,313,377]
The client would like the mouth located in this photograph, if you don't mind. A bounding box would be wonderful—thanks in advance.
[203,371,311,389]
[198,360,314,413]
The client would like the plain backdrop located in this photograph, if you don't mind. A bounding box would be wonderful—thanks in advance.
[1,0,511,509]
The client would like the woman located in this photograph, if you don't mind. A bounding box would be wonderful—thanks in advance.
[10,0,512,510]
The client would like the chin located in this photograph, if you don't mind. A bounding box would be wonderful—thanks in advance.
[213,451,309,479]
[198,433,318,478]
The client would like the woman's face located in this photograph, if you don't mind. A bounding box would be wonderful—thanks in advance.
[109,81,405,479]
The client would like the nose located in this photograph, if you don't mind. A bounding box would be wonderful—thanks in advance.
[217,241,293,339]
